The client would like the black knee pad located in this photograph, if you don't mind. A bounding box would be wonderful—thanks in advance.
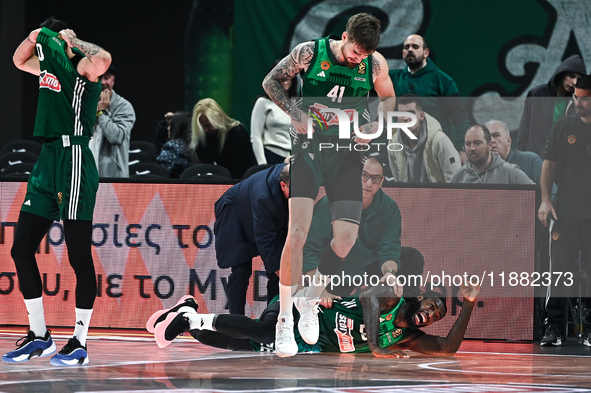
[329,200,362,225]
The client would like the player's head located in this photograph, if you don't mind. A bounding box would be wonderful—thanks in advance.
[574,75,591,118]
[403,291,447,328]
[40,17,68,33]
[341,13,381,66]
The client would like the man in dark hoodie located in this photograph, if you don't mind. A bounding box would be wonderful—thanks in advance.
[450,125,534,184]
[538,75,591,347]
[517,55,586,157]
[390,34,469,151]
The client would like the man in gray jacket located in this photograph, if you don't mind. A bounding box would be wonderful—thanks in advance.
[89,65,136,177]
[388,94,460,183]
[450,125,534,184]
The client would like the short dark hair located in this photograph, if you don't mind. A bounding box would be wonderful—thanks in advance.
[346,13,381,53]
[575,75,591,90]
[398,93,423,110]
[40,17,67,32]
[279,163,290,184]
[468,124,491,143]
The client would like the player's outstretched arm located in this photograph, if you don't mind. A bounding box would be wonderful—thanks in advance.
[60,29,111,82]
[406,283,480,355]
[14,29,42,75]
[359,285,407,358]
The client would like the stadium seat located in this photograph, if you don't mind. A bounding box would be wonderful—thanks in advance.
[180,164,232,180]
[0,140,42,157]
[0,152,39,173]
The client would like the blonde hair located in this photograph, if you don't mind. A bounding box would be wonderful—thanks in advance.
[190,98,241,152]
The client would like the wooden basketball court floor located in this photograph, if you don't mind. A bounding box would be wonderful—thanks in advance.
[1,327,591,392]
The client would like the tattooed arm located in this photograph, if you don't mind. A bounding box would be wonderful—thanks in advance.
[60,29,111,82]
[263,41,314,134]
[372,51,396,116]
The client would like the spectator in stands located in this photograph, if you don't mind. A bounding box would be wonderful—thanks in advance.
[214,163,290,315]
[89,64,136,178]
[518,55,586,157]
[189,98,256,179]
[450,125,534,184]
[388,94,460,183]
[486,119,543,184]
[389,34,469,151]
[154,112,174,156]
[250,60,296,165]
[156,111,192,178]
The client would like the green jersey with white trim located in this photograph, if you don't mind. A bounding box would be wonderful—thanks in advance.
[33,27,101,139]
[250,296,408,354]
[317,296,408,353]
[301,36,374,137]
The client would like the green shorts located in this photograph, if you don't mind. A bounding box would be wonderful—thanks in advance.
[21,136,99,221]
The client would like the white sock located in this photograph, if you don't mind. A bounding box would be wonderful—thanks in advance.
[278,283,297,319]
[305,270,327,299]
[73,308,93,347]
[183,308,215,331]
[24,297,47,337]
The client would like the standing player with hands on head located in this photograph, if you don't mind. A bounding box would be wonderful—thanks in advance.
[2,17,111,366]
[262,13,396,357]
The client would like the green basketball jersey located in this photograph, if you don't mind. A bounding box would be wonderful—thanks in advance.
[301,36,374,137]
[33,27,101,139]
[316,297,408,353]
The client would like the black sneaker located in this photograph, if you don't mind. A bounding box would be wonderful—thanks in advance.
[154,312,192,348]
[540,326,562,346]
[146,296,199,333]
[583,327,591,347]
[50,337,88,366]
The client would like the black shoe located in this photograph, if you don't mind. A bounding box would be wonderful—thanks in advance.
[154,312,191,348]
[540,326,562,346]
[583,327,591,347]
[50,337,88,366]
[146,296,199,333]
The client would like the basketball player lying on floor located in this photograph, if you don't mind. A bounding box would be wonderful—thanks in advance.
[146,282,480,357]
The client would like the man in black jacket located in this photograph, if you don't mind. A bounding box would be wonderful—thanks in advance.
[518,55,586,156]
[214,163,289,315]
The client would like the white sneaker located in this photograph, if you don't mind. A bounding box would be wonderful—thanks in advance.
[275,317,298,357]
[295,296,320,345]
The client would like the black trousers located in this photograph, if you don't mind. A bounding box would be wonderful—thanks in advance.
[227,260,279,315]
[545,219,591,327]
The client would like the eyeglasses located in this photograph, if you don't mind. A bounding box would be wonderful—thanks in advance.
[362,171,383,184]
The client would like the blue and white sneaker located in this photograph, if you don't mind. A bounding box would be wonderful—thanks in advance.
[2,330,56,363]
[50,337,88,366]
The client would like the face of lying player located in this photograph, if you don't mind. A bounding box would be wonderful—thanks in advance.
[405,297,446,328]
